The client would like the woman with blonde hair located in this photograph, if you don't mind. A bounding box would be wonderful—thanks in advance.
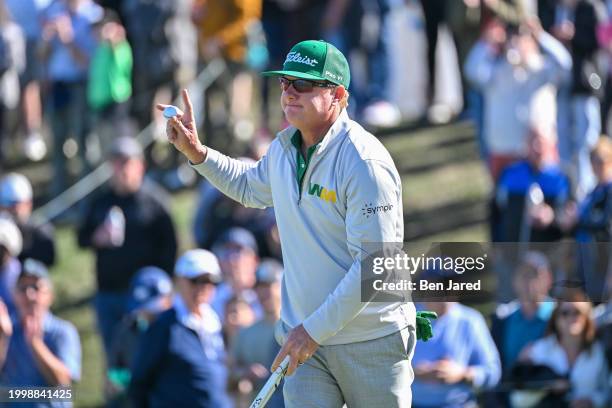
[520,295,609,407]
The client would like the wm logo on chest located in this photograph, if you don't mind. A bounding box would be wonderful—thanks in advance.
[308,183,337,203]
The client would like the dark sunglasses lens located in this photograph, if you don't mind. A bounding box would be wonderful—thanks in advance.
[293,79,314,93]
[279,77,314,93]
[560,309,579,318]
[190,277,214,286]
[18,284,39,293]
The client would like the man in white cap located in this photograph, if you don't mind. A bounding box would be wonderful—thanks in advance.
[0,216,22,315]
[129,249,231,408]
[0,172,56,266]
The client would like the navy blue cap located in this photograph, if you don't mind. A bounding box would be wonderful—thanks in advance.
[214,227,258,254]
[127,266,172,313]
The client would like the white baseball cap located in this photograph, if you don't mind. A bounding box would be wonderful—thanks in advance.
[0,216,22,256]
[175,249,222,282]
[0,173,32,206]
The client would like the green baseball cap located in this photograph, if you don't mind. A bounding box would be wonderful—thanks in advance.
[262,40,350,89]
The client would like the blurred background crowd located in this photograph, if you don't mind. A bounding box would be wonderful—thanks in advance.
[2,0,612,406]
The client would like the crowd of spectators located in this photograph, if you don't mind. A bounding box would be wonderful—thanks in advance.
[1,0,612,407]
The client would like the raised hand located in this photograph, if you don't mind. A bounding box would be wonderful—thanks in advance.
[23,314,44,342]
[0,300,12,339]
[156,89,207,164]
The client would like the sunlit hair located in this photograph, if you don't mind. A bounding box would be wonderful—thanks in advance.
[339,90,349,109]
[590,136,612,164]
[546,291,596,353]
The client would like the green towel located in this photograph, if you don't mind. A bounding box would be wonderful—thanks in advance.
[107,368,131,389]
[88,41,133,110]
[416,311,437,341]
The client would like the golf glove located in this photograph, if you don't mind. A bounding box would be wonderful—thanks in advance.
[416,311,437,341]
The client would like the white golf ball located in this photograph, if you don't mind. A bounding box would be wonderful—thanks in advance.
[163,105,183,119]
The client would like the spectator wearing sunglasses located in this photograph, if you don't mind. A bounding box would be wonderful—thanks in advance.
[519,296,610,408]
[129,249,230,408]
[0,259,81,404]
[210,227,262,322]
[161,39,416,408]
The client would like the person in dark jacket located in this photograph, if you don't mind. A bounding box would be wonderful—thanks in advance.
[106,266,173,407]
[129,249,230,408]
[0,172,56,267]
[560,137,612,300]
[77,136,177,359]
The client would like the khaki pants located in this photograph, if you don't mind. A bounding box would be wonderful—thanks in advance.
[282,326,416,408]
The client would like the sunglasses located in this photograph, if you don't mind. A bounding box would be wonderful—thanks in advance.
[279,77,336,93]
[188,276,217,287]
[17,283,45,293]
[558,308,581,318]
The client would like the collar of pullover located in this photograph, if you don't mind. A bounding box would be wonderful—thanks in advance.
[278,109,351,156]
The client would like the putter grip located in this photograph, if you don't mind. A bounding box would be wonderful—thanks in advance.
[249,356,290,408]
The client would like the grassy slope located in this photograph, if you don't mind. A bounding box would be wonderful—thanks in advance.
[51,122,489,407]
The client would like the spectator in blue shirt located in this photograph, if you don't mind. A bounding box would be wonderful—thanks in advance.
[412,302,501,408]
[39,0,102,195]
[5,0,51,162]
[129,249,231,408]
[0,215,22,315]
[491,251,555,375]
[0,258,81,408]
[493,125,572,243]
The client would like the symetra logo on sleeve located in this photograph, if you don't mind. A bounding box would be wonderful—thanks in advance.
[308,183,336,203]
[361,202,394,218]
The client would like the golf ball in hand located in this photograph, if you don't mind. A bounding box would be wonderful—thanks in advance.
[163,105,183,119]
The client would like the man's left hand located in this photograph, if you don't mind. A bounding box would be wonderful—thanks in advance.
[271,324,319,376]
[529,203,555,228]
[433,359,472,384]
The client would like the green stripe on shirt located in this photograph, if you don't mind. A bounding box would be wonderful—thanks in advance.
[291,130,319,192]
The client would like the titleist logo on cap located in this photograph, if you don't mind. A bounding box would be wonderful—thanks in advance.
[285,52,318,67]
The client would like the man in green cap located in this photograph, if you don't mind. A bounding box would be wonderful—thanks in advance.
[160,39,419,407]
